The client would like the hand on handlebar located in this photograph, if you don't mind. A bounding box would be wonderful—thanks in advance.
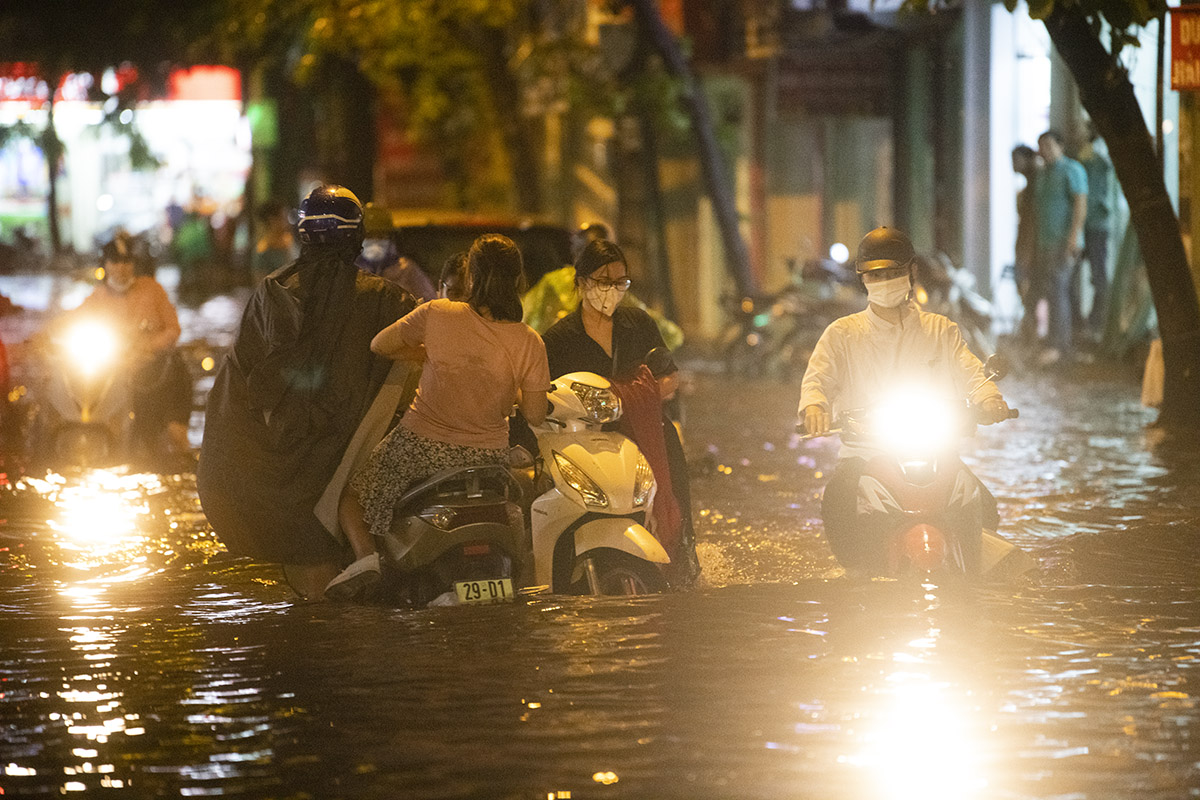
[979,397,1019,424]
[802,404,831,436]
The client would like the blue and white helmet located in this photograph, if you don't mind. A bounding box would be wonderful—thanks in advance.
[296,184,364,244]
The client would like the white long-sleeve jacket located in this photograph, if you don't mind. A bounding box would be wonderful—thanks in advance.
[798,301,1002,459]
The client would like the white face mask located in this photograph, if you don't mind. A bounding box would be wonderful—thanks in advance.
[584,284,627,316]
[865,274,911,308]
[108,274,135,292]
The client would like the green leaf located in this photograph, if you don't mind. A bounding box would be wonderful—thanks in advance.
[1027,0,1056,21]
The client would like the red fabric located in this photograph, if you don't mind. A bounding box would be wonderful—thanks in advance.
[612,364,681,556]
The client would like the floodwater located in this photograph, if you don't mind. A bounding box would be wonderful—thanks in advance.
[1,272,1198,799]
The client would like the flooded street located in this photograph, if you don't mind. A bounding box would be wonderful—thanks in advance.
[1,274,1198,798]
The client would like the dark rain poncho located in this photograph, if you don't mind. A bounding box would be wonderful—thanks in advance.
[198,246,414,564]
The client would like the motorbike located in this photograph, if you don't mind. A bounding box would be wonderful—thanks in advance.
[805,355,1032,579]
[25,318,135,468]
[528,370,670,595]
[914,252,996,359]
[375,352,677,605]
[719,257,863,381]
[376,462,529,607]
[22,317,194,470]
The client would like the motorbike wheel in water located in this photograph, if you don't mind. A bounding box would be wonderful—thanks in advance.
[572,549,667,596]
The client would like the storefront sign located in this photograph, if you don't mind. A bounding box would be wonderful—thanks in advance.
[1172,9,1200,91]
[0,62,48,102]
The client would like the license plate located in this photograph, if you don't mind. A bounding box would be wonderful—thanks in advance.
[454,578,515,605]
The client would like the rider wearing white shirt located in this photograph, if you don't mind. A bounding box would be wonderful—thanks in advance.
[798,227,1012,571]
[799,299,1004,460]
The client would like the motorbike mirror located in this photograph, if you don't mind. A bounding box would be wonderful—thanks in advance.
[984,354,1011,381]
[644,347,676,378]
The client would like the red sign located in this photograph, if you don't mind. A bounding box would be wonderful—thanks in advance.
[1172,9,1200,90]
[167,66,241,102]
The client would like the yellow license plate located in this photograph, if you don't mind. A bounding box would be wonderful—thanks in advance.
[454,578,515,605]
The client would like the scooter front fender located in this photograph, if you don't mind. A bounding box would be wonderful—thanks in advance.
[574,518,670,565]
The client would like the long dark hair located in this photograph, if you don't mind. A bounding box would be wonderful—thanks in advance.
[466,234,525,322]
[574,239,627,287]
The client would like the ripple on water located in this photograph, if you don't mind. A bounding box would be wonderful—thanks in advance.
[2,357,1200,797]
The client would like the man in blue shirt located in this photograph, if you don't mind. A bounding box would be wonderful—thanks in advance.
[1032,129,1088,366]
[1073,125,1114,343]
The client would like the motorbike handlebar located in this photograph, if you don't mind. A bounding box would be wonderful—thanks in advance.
[795,423,841,440]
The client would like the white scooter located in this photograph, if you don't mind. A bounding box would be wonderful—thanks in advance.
[528,371,671,595]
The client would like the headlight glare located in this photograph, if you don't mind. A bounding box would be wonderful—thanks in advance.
[872,387,961,456]
[64,321,119,376]
[553,451,609,509]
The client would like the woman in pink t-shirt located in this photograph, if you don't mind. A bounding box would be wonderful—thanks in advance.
[327,234,549,600]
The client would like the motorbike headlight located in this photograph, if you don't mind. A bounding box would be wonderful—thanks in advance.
[63,321,119,376]
[632,453,654,508]
[872,387,961,456]
[553,451,609,509]
[569,381,621,424]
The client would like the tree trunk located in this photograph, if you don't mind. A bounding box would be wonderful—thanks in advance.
[637,107,678,319]
[42,90,64,256]
[626,0,757,298]
[1045,5,1200,428]
[477,31,543,214]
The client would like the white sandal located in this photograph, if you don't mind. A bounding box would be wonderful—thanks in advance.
[324,552,381,601]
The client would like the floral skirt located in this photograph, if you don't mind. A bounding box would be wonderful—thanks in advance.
[349,425,508,541]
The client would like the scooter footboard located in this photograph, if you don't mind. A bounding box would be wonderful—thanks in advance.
[574,519,670,565]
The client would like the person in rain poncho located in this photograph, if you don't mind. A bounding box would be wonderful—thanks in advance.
[198,185,415,600]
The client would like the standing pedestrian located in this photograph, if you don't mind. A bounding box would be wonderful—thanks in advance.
[1072,123,1114,345]
[1011,144,1040,346]
[1032,130,1088,366]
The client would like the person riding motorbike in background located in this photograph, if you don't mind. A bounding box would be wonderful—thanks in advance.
[799,226,1013,574]
[438,251,470,301]
[70,231,192,458]
[522,222,684,352]
[198,184,416,601]
[356,237,438,303]
[541,239,700,587]
[331,233,549,601]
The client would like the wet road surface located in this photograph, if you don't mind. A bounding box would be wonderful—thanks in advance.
[1,273,1198,799]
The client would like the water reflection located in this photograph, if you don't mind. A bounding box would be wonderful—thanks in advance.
[856,673,985,800]
[1,273,1200,797]
[846,587,988,800]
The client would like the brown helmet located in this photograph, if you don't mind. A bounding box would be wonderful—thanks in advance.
[855,226,916,274]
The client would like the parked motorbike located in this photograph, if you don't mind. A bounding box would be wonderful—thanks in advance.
[805,355,1031,579]
[529,371,670,595]
[914,252,996,359]
[719,257,863,380]
[377,463,528,607]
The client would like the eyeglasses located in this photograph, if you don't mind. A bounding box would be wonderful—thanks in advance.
[587,277,632,291]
